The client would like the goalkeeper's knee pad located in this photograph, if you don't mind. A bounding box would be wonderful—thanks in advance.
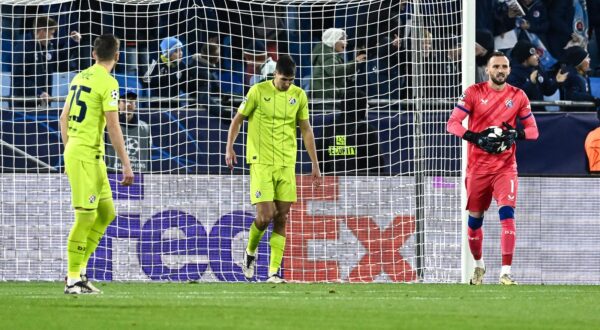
[468,215,483,230]
[499,206,514,220]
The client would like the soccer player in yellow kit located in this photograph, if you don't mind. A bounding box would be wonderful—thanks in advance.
[59,34,134,294]
[226,55,321,283]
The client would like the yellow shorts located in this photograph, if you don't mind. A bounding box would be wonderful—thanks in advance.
[65,156,112,209]
[249,164,297,204]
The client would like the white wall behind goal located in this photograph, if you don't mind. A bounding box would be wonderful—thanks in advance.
[0,174,598,284]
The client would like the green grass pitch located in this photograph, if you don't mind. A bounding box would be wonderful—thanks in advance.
[1,282,599,329]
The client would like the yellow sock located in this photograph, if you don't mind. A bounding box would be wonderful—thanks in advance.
[269,232,286,276]
[67,209,95,279]
[81,199,116,273]
[246,222,266,255]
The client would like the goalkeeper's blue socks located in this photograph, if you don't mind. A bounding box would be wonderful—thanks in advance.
[246,222,266,256]
[80,199,116,273]
[66,209,95,283]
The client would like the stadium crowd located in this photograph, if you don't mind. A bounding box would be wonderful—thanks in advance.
[1,0,600,174]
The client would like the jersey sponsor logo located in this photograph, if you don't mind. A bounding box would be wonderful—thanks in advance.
[289,97,297,105]
[508,194,515,200]
[505,99,513,108]
[480,98,488,105]
[263,97,271,102]
[89,194,96,204]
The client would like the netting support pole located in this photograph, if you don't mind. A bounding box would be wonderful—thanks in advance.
[410,2,425,281]
[461,0,476,284]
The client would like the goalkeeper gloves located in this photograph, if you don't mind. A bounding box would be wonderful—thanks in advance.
[501,122,526,147]
[462,129,504,154]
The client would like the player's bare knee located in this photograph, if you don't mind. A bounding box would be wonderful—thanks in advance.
[256,210,275,228]
[273,211,288,226]
[469,211,484,218]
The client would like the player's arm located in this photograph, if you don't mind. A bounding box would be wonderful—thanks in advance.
[299,119,321,187]
[105,111,134,186]
[225,112,246,170]
[447,94,503,154]
[226,87,258,170]
[59,90,74,146]
[502,93,539,145]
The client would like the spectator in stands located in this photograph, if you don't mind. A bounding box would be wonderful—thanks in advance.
[243,39,268,89]
[547,0,589,60]
[516,0,550,47]
[318,88,384,175]
[360,34,403,99]
[560,46,600,111]
[254,15,286,61]
[476,29,495,82]
[476,0,523,36]
[11,16,81,108]
[105,88,151,173]
[249,57,277,86]
[588,0,600,72]
[191,41,222,108]
[508,40,568,111]
[111,2,158,75]
[143,36,197,109]
[311,28,367,100]
[433,35,462,100]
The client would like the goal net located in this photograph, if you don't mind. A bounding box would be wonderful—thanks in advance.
[0,0,466,283]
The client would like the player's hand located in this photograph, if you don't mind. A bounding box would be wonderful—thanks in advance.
[311,164,321,188]
[556,70,568,83]
[121,165,134,186]
[70,31,81,43]
[501,122,525,146]
[39,91,50,106]
[225,148,237,171]
[463,129,504,154]
[355,53,367,62]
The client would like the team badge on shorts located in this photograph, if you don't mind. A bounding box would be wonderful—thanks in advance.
[255,191,262,199]
[289,97,296,105]
[89,195,96,204]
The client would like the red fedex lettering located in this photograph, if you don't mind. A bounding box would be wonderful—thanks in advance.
[346,216,416,282]
[286,176,340,281]
[285,177,416,282]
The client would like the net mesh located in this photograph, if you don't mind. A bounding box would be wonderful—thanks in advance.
[1,0,472,283]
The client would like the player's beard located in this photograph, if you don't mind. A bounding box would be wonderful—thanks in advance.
[490,73,506,85]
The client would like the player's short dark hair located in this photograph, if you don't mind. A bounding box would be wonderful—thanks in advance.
[487,50,509,65]
[94,34,120,62]
[275,54,296,77]
[35,16,57,31]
